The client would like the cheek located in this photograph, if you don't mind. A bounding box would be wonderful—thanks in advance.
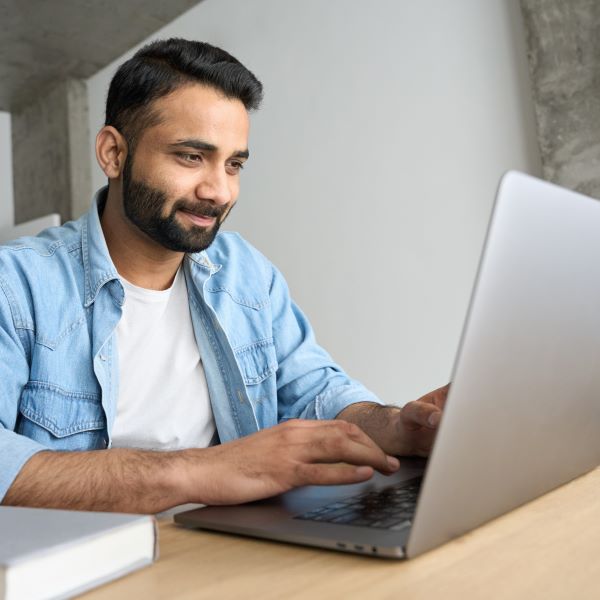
[146,166,190,200]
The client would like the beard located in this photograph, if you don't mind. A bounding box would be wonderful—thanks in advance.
[121,156,231,253]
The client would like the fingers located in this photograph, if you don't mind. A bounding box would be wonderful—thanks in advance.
[401,400,442,430]
[436,383,450,408]
[402,382,450,429]
[417,383,451,409]
[308,421,399,474]
[282,420,399,475]
[296,463,375,486]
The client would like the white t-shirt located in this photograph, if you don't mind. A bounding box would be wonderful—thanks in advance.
[111,267,216,450]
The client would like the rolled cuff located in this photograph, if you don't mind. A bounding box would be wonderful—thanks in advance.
[300,383,385,421]
[0,429,47,502]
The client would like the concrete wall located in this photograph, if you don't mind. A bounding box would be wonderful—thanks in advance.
[12,79,91,224]
[0,111,14,229]
[521,0,600,198]
[87,0,541,406]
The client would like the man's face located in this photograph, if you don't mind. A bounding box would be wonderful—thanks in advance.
[121,84,250,253]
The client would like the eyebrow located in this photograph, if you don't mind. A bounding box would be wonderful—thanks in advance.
[170,139,249,159]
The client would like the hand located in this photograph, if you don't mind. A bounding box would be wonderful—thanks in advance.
[336,383,450,457]
[177,419,401,505]
[396,383,449,456]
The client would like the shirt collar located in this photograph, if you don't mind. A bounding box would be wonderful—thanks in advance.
[186,249,222,274]
[82,187,122,307]
[81,187,222,307]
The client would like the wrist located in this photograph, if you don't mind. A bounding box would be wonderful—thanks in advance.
[336,402,402,454]
[168,447,216,506]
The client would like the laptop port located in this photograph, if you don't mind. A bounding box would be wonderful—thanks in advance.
[354,545,364,552]
[336,542,347,549]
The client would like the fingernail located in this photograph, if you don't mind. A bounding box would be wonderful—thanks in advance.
[387,456,400,470]
[355,466,373,478]
[428,412,441,427]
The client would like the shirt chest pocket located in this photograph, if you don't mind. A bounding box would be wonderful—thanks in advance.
[235,339,277,384]
[17,381,107,451]
[234,340,278,425]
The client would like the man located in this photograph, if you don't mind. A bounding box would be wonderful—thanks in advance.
[0,39,447,513]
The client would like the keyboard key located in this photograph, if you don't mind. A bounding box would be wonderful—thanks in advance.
[294,477,422,530]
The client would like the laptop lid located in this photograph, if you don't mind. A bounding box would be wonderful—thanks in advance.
[407,171,600,557]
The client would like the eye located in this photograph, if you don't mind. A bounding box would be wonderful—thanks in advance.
[177,152,203,164]
[226,160,245,175]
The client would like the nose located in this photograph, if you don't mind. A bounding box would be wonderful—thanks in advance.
[195,165,233,207]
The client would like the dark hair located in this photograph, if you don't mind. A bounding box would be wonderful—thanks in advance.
[105,38,263,151]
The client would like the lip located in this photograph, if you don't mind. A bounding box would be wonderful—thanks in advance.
[178,209,216,227]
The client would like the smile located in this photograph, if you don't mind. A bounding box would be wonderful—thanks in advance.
[178,209,217,227]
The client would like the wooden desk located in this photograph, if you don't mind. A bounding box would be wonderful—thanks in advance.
[81,467,600,599]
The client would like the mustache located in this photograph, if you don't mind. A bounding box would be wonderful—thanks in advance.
[171,199,229,219]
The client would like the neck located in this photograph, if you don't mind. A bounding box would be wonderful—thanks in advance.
[100,184,184,291]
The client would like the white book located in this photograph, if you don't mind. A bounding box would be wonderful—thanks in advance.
[0,506,157,600]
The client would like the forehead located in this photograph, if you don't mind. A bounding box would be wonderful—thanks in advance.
[141,84,250,149]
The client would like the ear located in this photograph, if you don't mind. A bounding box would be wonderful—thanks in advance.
[96,126,128,179]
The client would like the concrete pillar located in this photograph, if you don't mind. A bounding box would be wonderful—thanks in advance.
[0,112,14,229]
[520,0,600,198]
[11,79,91,224]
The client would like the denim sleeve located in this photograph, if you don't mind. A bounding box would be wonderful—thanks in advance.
[268,263,383,422]
[0,279,45,502]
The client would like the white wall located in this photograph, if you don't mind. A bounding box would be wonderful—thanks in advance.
[0,112,14,229]
[87,0,542,405]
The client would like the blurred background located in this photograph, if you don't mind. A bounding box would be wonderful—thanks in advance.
[0,0,594,405]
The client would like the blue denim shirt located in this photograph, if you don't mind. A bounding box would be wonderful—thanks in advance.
[0,189,381,501]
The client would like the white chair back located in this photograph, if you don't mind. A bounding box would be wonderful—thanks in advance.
[0,213,61,244]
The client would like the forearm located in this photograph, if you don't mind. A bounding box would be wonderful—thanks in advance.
[2,417,408,512]
[2,448,191,514]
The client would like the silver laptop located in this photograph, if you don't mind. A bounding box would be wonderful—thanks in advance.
[175,171,600,558]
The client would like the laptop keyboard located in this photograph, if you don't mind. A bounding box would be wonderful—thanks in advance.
[295,477,422,530]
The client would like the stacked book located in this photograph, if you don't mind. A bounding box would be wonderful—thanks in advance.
[0,507,157,600]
